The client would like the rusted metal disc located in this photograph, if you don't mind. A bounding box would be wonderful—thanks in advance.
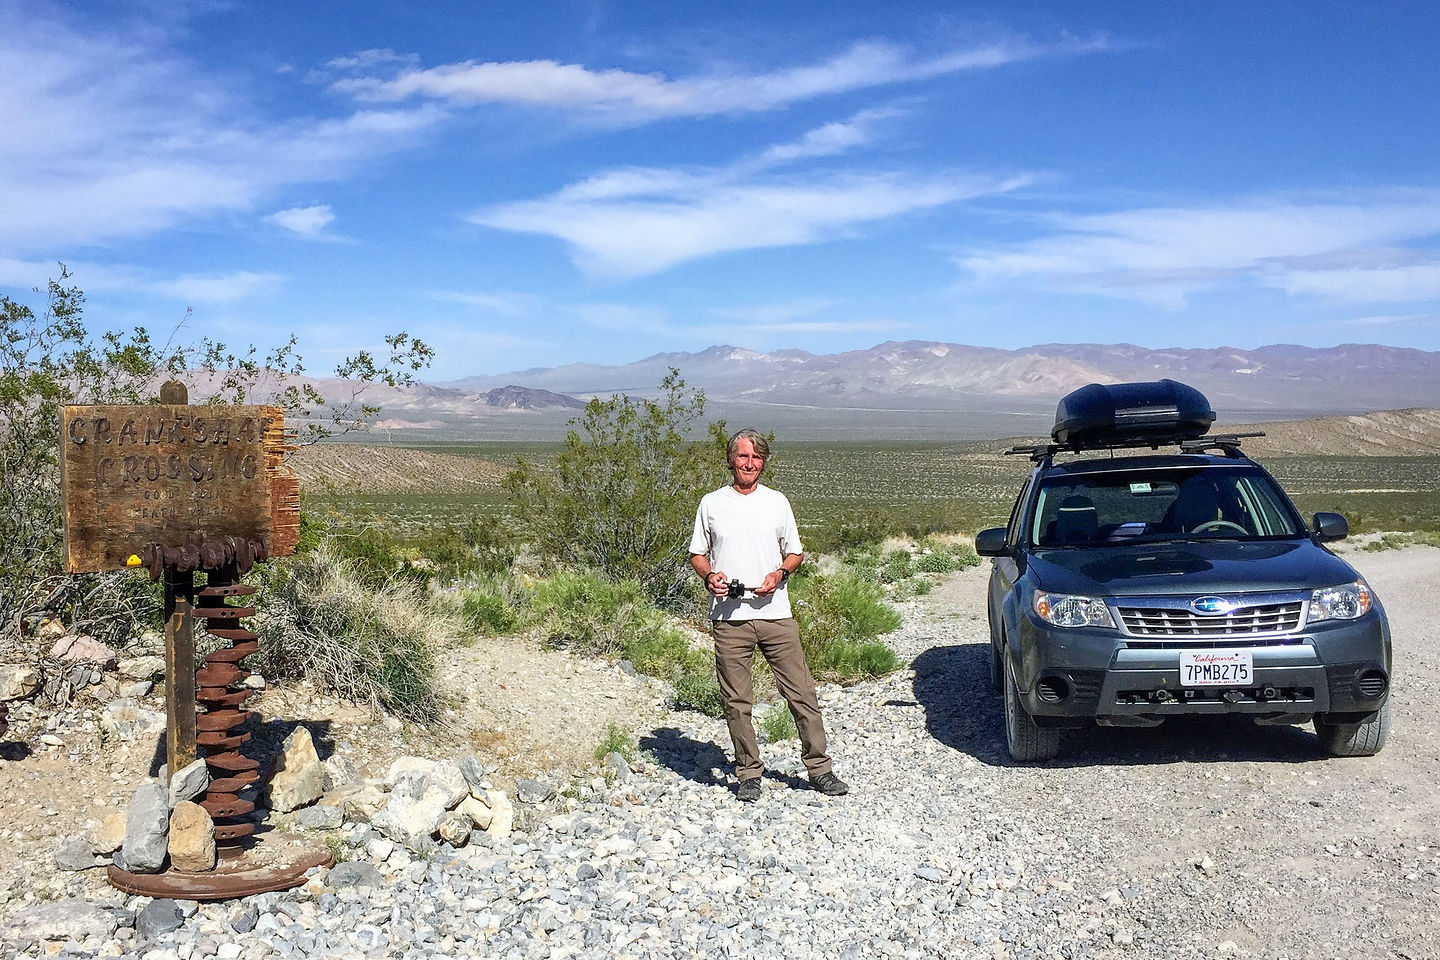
[196,730,251,749]
[212,821,257,843]
[203,751,260,772]
[196,709,248,732]
[203,641,260,662]
[198,583,259,597]
[195,606,257,621]
[197,688,254,708]
[202,626,258,642]
[200,795,255,819]
[196,663,246,687]
[107,833,330,901]
[208,773,258,792]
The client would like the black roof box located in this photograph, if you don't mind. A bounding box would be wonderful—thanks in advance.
[1052,379,1215,447]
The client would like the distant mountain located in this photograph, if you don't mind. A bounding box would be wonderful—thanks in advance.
[450,340,1440,416]
[484,385,586,410]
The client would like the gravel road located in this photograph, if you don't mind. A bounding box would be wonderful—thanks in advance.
[4,547,1436,960]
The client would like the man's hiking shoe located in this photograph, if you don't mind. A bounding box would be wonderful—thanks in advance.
[736,779,762,802]
[810,772,849,796]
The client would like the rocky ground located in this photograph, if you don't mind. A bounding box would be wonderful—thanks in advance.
[1,546,1437,960]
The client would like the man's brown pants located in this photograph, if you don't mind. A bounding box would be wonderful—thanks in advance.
[711,617,831,782]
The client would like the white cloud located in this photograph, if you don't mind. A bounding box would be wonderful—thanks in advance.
[0,7,444,258]
[426,290,544,316]
[266,204,336,237]
[148,271,286,304]
[710,298,840,324]
[1343,312,1440,327]
[330,36,1108,122]
[960,192,1440,308]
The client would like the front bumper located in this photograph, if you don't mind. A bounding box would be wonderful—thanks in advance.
[1014,607,1390,722]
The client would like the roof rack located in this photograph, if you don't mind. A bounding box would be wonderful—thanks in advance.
[1005,432,1265,463]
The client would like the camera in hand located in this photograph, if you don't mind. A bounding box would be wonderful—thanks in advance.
[726,579,747,599]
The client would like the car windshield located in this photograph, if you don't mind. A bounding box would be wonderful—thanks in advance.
[1030,465,1302,547]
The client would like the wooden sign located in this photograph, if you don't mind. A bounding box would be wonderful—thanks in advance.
[60,403,299,573]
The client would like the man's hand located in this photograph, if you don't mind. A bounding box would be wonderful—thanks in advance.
[754,569,785,596]
[705,571,730,597]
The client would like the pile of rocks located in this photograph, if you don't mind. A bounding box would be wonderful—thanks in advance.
[336,755,517,855]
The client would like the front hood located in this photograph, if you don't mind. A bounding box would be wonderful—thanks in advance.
[1028,539,1359,597]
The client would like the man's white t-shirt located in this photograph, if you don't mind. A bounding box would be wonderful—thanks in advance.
[688,483,803,622]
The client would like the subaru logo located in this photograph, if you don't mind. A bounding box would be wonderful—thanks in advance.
[1190,596,1234,616]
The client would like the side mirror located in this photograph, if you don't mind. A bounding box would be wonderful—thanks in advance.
[1313,512,1348,542]
[975,527,1009,557]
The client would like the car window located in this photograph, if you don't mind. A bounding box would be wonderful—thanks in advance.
[1031,466,1301,546]
[1006,477,1032,545]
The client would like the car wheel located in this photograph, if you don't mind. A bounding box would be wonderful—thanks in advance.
[1004,654,1061,762]
[1315,699,1391,757]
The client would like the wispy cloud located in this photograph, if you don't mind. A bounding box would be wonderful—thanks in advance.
[473,111,1033,278]
[151,271,285,304]
[328,35,1109,122]
[0,8,444,259]
[960,191,1440,308]
[1343,312,1440,327]
[266,204,336,238]
[426,289,545,316]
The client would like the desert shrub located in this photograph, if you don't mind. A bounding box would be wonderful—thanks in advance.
[915,550,961,573]
[421,515,517,582]
[791,568,903,681]
[255,545,447,722]
[528,571,656,657]
[894,577,933,598]
[593,722,637,764]
[880,550,915,583]
[671,655,724,717]
[459,579,520,637]
[760,704,797,742]
[505,370,730,607]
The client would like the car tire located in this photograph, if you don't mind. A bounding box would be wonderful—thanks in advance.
[1315,699,1391,757]
[1004,654,1061,762]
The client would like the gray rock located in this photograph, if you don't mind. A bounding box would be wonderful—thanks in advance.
[458,756,488,793]
[424,760,469,809]
[11,898,119,941]
[516,778,555,804]
[437,812,472,848]
[321,754,362,792]
[230,903,259,934]
[604,752,633,783]
[119,680,153,698]
[328,862,385,889]
[118,655,165,681]
[294,804,344,830]
[54,837,102,871]
[618,659,637,676]
[169,758,211,807]
[101,698,166,741]
[136,899,185,940]
[118,780,170,873]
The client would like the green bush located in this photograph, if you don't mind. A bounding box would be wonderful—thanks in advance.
[671,655,724,716]
[760,704,797,742]
[791,568,903,681]
[256,545,447,722]
[528,571,656,657]
[593,722,637,763]
[915,551,961,573]
[422,515,517,581]
[459,580,520,637]
[880,550,915,583]
[505,370,730,607]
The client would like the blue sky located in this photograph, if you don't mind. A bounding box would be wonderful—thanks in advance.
[2,0,1437,380]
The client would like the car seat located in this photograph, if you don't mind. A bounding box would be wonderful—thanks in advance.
[1052,495,1100,543]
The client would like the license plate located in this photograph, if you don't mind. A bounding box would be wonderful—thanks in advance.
[1179,650,1253,687]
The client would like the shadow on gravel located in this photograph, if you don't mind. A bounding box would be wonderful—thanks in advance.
[639,726,809,793]
[913,642,1328,768]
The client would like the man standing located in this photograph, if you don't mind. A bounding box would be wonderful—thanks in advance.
[688,429,848,802]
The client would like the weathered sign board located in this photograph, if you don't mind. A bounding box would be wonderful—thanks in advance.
[60,403,299,572]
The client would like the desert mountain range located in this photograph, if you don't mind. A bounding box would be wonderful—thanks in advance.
[202,340,1440,441]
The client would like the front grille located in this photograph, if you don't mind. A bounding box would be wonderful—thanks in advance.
[1117,601,1304,638]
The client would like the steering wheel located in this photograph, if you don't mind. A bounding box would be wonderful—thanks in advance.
[1192,519,1248,534]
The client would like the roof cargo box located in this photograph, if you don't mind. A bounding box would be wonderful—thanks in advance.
[1052,379,1215,447]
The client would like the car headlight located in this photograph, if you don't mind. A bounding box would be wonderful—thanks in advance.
[1033,590,1115,628]
[1308,580,1373,623]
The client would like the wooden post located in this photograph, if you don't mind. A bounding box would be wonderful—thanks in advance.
[159,379,196,778]
[164,568,197,777]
